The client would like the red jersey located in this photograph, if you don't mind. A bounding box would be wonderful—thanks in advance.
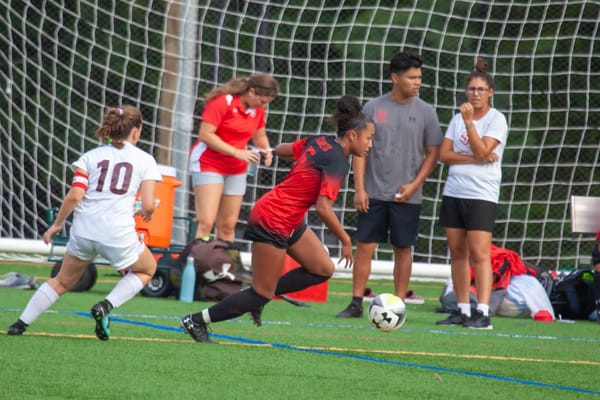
[189,94,266,175]
[249,135,349,237]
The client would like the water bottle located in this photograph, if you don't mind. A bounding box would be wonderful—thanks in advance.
[246,146,261,178]
[179,256,196,303]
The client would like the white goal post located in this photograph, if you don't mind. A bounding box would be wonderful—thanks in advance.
[1,1,599,269]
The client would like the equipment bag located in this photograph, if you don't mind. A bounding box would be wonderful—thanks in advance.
[171,238,248,301]
[549,268,595,320]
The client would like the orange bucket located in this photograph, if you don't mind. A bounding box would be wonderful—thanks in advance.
[277,255,329,303]
[135,165,182,248]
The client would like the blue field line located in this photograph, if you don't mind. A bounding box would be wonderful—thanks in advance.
[3,307,600,344]
[4,307,597,396]
[213,333,600,397]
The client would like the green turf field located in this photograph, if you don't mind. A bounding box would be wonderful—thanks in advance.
[1,261,598,399]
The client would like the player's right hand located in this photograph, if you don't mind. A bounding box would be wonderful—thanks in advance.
[354,189,369,213]
[42,224,62,245]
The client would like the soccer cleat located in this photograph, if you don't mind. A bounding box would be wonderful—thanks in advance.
[336,302,363,318]
[362,288,377,303]
[463,309,493,330]
[436,310,469,326]
[250,306,264,327]
[403,290,425,305]
[7,319,28,335]
[90,302,111,341]
[180,314,213,343]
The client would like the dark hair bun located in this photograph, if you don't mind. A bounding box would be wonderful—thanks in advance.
[474,57,488,73]
[336,95,362,117]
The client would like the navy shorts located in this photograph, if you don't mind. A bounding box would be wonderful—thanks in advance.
[356,199,421,247]
[243,222,307,249]
[439,195,497,232]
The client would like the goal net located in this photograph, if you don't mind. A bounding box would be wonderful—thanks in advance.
[1,0,599,269]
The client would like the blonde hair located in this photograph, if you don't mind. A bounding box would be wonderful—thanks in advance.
[203,73,279,104]
[95,105,142,149]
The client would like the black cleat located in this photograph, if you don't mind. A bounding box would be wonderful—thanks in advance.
[7,319,28,336]
[464,309,493,330]
[436,310,469,326]
[336,302,363,318]
[250,306,264,327]
[180,314,213,343]
[91,302,111,341]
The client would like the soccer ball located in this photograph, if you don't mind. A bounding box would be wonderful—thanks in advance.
[368,293,407,332]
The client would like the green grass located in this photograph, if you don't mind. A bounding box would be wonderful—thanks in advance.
[1,261,599,399]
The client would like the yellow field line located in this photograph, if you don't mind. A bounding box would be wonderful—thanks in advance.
[292,345,600,366]
[4,330,598,366]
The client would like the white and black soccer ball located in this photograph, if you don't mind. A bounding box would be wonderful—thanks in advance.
[368,293,407,332]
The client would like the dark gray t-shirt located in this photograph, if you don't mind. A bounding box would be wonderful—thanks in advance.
[362,94,442,204]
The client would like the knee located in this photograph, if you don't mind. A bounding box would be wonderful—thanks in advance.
[469,250,490,267]
[48,277,71,295]
[252,284,275,300]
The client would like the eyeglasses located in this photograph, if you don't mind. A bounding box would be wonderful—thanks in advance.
[466,86,490,95]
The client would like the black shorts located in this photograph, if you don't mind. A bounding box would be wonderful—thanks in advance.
[439,195,497,232]
[243,222,307,249]
[356,199,421,247]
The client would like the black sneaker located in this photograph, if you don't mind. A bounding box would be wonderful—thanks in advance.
[180,314,213,343]
[90,302,111,341]
[7,319,28,335]
[336,302,363,318]
[250,306,263,327]
[436,310,469,326]
[464,309,493,330]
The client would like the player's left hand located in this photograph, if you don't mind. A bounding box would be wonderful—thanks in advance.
[261,147,273,167]
[135,209,153,222]
[338,242,354,269]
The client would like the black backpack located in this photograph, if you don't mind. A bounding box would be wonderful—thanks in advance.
[171,238,250,301]
[549,268,595,320]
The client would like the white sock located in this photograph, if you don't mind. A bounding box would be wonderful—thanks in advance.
[202,309,212,323]
[19,282,60,325]
[457,302,471,317]
[105,273,144,309]
[477,303,490,317]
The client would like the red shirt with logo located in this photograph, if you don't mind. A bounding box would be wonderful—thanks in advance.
[189,94,266,175]
[249,135,349,237]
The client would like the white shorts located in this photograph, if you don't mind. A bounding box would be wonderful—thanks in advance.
[66,234,146,270]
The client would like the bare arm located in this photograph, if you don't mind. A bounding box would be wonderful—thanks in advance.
[460,102,500,161]
[439,138,498,165]
[352,155,369,213]
[136,179,157,222]
[395,145,439,202]
[251,127,273,167]
[274,143,295,161]
[198,122,260,164]
[42,169,86,244]
[315,195,353,269]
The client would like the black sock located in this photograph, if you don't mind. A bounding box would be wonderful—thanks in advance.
[275,267,330,296]
[192,286,269,324]
[351,296,362,306]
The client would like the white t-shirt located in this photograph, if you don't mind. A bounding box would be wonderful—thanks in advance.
[442,108,508,203]
[70,142,162,246]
